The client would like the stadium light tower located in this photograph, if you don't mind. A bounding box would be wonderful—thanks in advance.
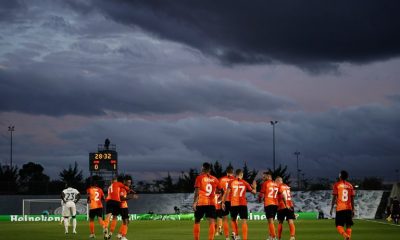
[8,125,15,168]
[294,151,301,190]
[270,121,278,171]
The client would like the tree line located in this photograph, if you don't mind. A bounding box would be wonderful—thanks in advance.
[0,160,386,194]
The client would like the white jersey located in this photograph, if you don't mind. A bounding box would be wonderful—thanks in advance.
[62,187,80,203]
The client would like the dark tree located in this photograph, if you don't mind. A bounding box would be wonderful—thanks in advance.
[211,161,224,178]
[361,177,383,190]
[0,165,19,193]
[161,172,175,193]
[268,164,291,185]
[243,162,258,183]
[18,162,50,194]
[59,162,84,191]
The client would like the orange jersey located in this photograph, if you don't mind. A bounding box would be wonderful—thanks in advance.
[219,175,235,202]
[277,184,294,210]
[106,181,129,202]
[87,186,104,209]
[259,180,279,206]
[229,178,253,206]
[120,188,128,208]
[194,173,220,206]
[332,180,355,211]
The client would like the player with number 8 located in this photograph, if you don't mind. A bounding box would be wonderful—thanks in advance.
[330,170,355,240]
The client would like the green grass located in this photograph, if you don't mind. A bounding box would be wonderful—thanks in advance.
[0,219,399,239]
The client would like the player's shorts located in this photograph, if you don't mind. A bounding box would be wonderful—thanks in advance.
[277,208,296,221]
[335,210,354,227]
[194,205,216,222]
[216,209,224,218]
[89,207,103,219]
[230,205,248,220]
[106,200,120,216]
[120,208,129,220]
[220,201,231,217]
[62,201,77,217]
[264,205,278,219]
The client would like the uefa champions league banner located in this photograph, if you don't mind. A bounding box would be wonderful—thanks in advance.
[0,212,317,222]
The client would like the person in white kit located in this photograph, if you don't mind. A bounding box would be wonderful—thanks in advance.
[61,184,81,234]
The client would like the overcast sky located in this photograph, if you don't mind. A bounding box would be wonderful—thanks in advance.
[1,0,400,182]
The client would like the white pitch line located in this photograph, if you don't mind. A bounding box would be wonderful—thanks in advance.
[361,219,400,227]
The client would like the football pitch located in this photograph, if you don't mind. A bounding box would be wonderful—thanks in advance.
[0,219,399,239]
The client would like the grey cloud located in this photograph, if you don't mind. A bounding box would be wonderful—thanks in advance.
[76,0,400,71]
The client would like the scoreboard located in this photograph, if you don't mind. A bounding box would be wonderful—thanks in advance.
[89,151,118,172]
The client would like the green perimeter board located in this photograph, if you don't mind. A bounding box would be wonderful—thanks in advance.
[0,212,318,222]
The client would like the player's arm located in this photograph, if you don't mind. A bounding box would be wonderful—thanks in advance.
[281,189,289,209]
[61,192,66,203]
[75,193,81,203]
[221,187,231,210]
[192,187,199,211]
[250,180,257,195]
[330,194,337,216]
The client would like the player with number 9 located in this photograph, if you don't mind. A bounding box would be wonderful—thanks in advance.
[193,162,220,240]
[330,170,355,240]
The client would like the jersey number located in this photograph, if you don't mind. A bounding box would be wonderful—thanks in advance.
[65,193,75,201]
[205,183,213,196]
[94,191,100,201]
[341,189,349,201]
[268,187,278,198]
[233,185,246,197]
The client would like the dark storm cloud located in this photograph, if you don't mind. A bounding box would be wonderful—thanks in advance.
[0,65,292,116]
[78,0,400,70]
[0,0,24,21]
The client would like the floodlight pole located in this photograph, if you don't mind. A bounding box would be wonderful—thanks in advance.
[294,151,300,190]
[270,121,278,171]
[8,125,15,168]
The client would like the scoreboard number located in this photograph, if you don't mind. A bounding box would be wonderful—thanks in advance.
[89,151,118,172]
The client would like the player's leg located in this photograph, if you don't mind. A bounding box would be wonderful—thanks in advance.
[230,207,239,239]
[222,201,231,240]
[344,210,354,239]
[287,208,296,240]
[206,205,217,240]
[119,208,129,240]
[89,209,96,237]
[265,206,277,240]
[70,203,77,234]
[193,206,205,240]
[239,206,249,240]
[276,209,284,240]
[277,220,283,240]
[62,203,71,234]
[335,210,350,239]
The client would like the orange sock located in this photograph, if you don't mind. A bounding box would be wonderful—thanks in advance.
[193,223,200,240]
[98,218,104,226]
[242,222,248,240]
[268,222,276,238]
[289,222,296,237]
[231,220,238,235]
[208,222,215,240]
[104,215,111,228]
[122,224,128,236]
[110,218,118,233]
[223,219,229,237]
[346,228,352,238]
[277,223,283,239]
[336,226,349,238]
[89,221,95,234]
[217,218,222,231]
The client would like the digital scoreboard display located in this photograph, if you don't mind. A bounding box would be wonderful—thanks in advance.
[89,151,118,171]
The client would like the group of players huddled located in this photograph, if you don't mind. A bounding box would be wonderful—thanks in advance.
[193,162,355,240]
[60,163,355,240]
[61,175,138,240]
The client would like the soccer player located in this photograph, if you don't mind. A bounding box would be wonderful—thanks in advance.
[87,180,105,238]
[103,176,131,240]
[193,162,220,240]
[222,169,256,240]
[259,171,279,240]
[390,196,399,224]
[275,177,296,240]
[117,175,138,240]
[330,170,355,240]
[61,184,81,234]
[218,166,235,240]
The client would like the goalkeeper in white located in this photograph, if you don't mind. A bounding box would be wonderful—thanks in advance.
[61,184,81,234]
